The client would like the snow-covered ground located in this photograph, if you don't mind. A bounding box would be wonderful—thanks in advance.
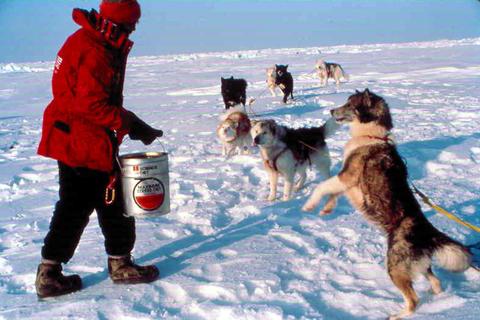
[1,38,480,319]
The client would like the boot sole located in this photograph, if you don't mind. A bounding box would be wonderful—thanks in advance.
[111,275,159,284]
[37,285,82,300]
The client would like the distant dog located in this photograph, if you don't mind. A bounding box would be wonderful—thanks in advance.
[266,66,278,97]
[251,117,339,202]
[303,89,475,320]
[221,77,247,110]
[275,65,294,103]
[316,59,349,87]
[217,107,252,158]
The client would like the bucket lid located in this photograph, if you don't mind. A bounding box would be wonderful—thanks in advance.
[120,152,168,166]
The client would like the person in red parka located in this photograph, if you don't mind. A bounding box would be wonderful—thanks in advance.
[35,0,162,298]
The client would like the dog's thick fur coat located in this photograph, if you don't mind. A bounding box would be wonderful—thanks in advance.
[274,65,294,103]
[316,59,349,87]
[251,117,339,203]
[221,77,247,110]
[303,89,473,320]
[217,106,252,158]
[266,66,278,97]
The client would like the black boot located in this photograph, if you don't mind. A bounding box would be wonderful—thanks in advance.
[35,263,82,298]
[108,256,159,284]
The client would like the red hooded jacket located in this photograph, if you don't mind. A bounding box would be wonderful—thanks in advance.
[38,9,133,172]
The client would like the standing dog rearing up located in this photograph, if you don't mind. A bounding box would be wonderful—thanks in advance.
[275,64,294,103]
[303,89,474,320]
[251,117,339,203]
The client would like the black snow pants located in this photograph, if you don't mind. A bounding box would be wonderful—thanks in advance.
[41,162,135,263]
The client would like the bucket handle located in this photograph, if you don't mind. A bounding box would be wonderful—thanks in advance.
[116,137,167,170]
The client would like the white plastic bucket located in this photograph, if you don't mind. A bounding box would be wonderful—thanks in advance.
[119,151,170,217]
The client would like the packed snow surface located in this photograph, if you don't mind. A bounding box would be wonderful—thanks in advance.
[1,38,480,319]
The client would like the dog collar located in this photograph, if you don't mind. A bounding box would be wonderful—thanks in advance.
[361,135,394,144]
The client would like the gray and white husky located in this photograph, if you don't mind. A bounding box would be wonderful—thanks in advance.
[251,117,340,203]
[316,59,349,87]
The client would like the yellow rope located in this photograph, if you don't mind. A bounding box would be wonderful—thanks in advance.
[411,183,480,233]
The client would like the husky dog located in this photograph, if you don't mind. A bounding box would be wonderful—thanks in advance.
[217,106,252,158]
[303,89,475,320]
[316,59,349,87]
[251,117,340,203]
[221,77,247,110]
[275,64,294,103]
[266,66,278,97]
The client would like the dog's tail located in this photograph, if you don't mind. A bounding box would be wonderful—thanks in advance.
[468,242,480,271]
[433,233,472,272]
[340,66,350,81]
[322,117,341,139]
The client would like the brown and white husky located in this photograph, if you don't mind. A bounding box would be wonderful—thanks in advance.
[266,66,278,97]
[303,89,475,320]
[217,106,252,158]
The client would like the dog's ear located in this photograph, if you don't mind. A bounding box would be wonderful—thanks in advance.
[230,76,234,79]
[373,98,394,131]
[363,89,372,107]
[355,89,360,93]
[268,121,276,135]
[286,64,289,69]
[250,119,259,127]
[221,77,225,83]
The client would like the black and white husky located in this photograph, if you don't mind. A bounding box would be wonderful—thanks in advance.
[251,117,339,203]
[275,64,294,103]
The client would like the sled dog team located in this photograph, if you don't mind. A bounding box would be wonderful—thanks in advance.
[35,1,477,317]
[221,61,349,110]
[217,61,477,319]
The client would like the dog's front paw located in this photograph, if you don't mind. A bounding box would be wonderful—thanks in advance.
[267,195,277,202]
[293,184,304,192]
[282,195,292,201]
[242,147,251,155]
[302,203,315,212]
[319,208,333,215]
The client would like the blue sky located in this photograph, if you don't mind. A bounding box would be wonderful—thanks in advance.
[0,0,479,63]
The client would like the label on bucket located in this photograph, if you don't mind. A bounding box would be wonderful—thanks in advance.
[133,178,165,211]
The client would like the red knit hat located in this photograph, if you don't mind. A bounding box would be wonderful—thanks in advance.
[99,0,141,25]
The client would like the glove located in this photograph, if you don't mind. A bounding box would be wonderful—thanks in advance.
[128,114,163,145]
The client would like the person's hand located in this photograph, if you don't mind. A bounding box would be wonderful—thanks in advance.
[128,116,163,145]
[139,126,163,145]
